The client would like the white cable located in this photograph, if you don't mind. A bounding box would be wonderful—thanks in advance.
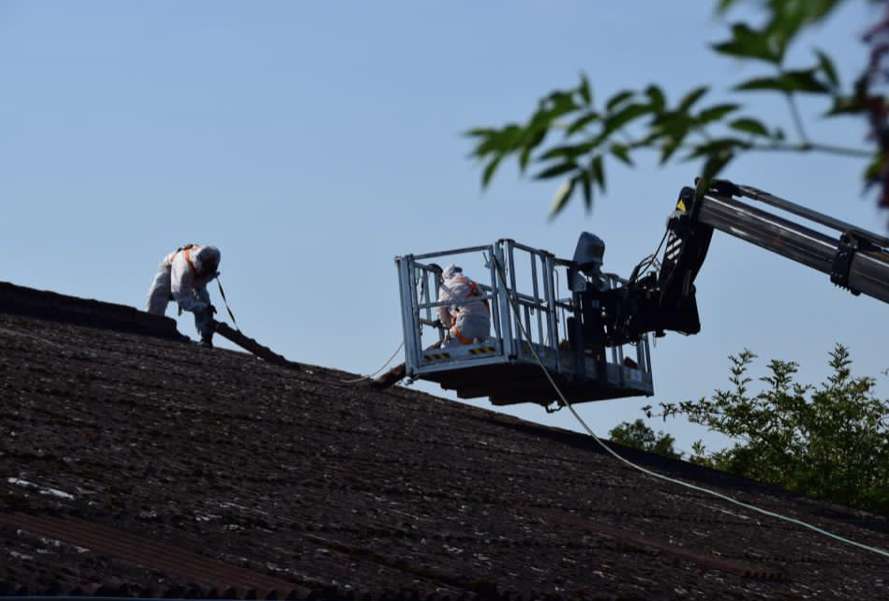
[339,342,404,384]
[494,259,889,561]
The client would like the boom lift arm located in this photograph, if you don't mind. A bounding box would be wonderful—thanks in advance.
[377,179,886,406]
[586,179,889,348]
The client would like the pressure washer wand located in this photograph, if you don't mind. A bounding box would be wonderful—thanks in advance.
[211,320,302,371]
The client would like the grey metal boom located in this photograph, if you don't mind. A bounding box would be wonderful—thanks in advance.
[735,184,889,247]
[698,189,889,304]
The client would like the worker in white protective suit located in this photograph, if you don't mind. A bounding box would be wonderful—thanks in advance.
[437,264,490,347]
[146,244,221,347]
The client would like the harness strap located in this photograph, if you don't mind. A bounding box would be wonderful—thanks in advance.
[169,245,199,317]
[467,280,491,313]
[181,246,199,275]
[451,326,474,345]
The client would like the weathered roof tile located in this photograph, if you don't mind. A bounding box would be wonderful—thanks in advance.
[1,285,888,599]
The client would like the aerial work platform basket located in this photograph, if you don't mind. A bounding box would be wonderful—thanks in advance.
[395,239,654,408]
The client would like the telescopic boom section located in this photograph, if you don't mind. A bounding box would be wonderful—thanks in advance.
[614,180,889,345]
[695,181,889,304]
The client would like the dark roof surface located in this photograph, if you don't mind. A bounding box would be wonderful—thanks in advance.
[1,282,887,600]
[0,282,183,342]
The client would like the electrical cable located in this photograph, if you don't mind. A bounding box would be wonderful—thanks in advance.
[493,258,889,561]
[630,229,669,284]
[339,342,405,384]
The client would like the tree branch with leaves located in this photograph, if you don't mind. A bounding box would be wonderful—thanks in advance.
[468,0,889,216]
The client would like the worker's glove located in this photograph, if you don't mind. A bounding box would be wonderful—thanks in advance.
[432,318,445,329]
[208,304,218,316]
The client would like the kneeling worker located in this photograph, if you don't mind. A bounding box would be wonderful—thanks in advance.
[146,244,221,347]
[437,264,490,346]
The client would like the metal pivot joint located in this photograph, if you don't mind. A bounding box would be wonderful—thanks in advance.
[830,233,868,295]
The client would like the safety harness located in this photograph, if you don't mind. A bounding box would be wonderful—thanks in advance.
[174,244,240,330]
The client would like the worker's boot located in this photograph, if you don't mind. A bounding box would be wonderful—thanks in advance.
[199,333,214,348]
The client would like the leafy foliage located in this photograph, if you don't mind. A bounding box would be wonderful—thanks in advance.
[608,419,681,459]
[651,345,889,514]
[862,1,889,209]
[468,0,884,216]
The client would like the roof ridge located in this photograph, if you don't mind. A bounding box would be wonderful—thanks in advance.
[0,281,185,342]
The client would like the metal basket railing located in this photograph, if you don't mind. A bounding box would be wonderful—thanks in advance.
[396,239,652,383]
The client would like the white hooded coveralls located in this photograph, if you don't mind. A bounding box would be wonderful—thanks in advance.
[437,265,490,345]
[146,244,221,338]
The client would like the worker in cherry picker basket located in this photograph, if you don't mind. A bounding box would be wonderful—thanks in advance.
[437,264,490,347]
[146,244,221,347]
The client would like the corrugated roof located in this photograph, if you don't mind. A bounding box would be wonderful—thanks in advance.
[1,282,887,600]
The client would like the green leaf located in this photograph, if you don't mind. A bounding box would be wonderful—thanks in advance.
[863,153,885,185]
[735,69,831,94]
[659,133,688,165]
[591,155,605,192]
[645,85,666,111]
[467,132,494,158]
[549,178,576,216]
[578,73,592,106]
[660,127,688,165]
[815,49,839,90]
[650,112,694,149]
[538,142,595,162]
[578,171,592,212]
[678,86,710,113]
[701,150,735,184]
[825,95,869,117]
[696,103,740,124]
[606,90,634,111]
[465,127,496,138]
[601,103,652,138]
[535,161,578,180]
[469,124,523,157]
[684,138,748,161]
[518,128,547,172]
[481,156,502,189]
[610,143,633,166]
[529,91,581,132]
[566,111,600,135]
[712,23,781,65]
[543,90,579,114]
[729,117,771,137]
[715,3,841,67]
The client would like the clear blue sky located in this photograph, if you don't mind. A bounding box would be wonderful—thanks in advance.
[2,1,886,452]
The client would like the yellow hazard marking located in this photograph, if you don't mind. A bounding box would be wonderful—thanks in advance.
[676,198,687,213]
[468,346,497,356]
[423,352,451,362]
